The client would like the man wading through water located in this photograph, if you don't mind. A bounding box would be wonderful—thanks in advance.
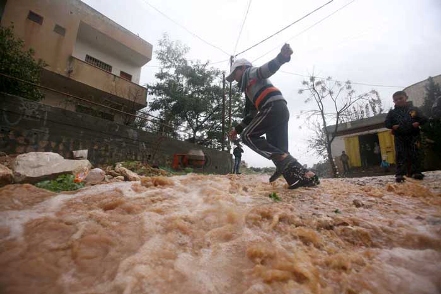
[227,44,319,189]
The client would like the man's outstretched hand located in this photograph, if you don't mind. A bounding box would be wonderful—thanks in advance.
[277,43,293,63]
[281,43,293,58]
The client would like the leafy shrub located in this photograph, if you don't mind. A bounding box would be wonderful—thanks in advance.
[35,174,84,192]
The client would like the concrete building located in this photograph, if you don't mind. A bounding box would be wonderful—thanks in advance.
[0,0,152,124]
[404,74,441,108]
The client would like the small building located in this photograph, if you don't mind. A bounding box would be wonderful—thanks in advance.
[327,113,395,169]
[327,74,441,173]
[0,0,153,124]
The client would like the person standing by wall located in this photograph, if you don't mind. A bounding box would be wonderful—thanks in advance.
[340,151,350,175]
[373,142,381,164]
[232,143,244,174]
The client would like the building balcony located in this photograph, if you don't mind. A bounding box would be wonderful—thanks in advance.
[68,56,147,109]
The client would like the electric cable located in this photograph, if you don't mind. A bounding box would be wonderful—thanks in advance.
[252,0,356,63]
[140,0,231,56]
[233,0,253,55]
[280,70,405,88]
[235,0,334,57]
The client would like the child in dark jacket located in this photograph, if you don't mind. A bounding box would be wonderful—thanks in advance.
[385,91,427,182]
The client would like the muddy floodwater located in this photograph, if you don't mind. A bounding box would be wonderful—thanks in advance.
[1,171,440,294]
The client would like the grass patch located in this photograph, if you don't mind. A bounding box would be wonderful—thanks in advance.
[269,192,281,202]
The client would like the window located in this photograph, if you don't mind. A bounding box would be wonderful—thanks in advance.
[120,71,132,81]
[53,24,66,36]
[85,55,112,73]
[27,11,43,25]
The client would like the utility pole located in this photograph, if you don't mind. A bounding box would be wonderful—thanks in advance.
[228,55,234,153]
[221,72,226,151]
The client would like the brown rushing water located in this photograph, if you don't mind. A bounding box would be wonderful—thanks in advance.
[1,172,440,294]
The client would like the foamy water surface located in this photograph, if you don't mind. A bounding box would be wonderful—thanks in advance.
[1,171,440,293]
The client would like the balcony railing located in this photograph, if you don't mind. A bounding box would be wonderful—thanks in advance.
[68,57,147,108]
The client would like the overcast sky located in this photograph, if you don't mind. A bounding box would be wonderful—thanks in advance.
[82,0,441,168]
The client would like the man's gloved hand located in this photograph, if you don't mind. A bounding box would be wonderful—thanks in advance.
[277,43,293,64]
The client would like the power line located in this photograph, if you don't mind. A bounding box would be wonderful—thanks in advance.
[146,57,231,68]
[235,0,334,57]
[139,0,231,56]
[233,0,253,55]
[210,59,231,65]
[252,0,356,63]
[280,70,405,88]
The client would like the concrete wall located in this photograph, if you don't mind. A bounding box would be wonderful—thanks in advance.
[404,74,441,108]
[0,94,232,174]
[73,39,141,83]
[68,58,147,105]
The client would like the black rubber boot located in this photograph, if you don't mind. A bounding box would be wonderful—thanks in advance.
[269,170,282,183]
[412,173,424,180]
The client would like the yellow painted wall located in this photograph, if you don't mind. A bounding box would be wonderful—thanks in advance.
[378,130,395,164]
[344,136,361,167]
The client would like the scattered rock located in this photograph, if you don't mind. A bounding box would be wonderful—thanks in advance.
[105,166,121,178]
[12,152,91,183]
[72,149,88,159]
[0,164,13,187]
[84,168,105,185]
[115,164,141,181]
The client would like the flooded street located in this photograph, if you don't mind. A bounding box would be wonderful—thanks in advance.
[1,172,440,294]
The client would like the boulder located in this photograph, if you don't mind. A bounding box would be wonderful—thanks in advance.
[72,149,88,159]
[115,163,140,181]
[12,152,91,183]
[84,168,105,185]
[0,164,13,187]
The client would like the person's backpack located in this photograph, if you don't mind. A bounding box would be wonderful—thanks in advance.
[233,147,242,157]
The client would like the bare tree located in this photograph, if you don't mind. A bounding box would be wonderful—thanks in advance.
[341,90,383,123]
[299,76,380,177]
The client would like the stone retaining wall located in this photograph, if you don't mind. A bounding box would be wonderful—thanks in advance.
[0,94,232,174]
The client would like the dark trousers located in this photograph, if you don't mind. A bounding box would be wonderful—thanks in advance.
[394,135,421,176]
[233,156,241,174]
[342,161,350,173]
[241,101,289,160]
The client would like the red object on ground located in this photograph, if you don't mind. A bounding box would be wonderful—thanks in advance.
[172,150,205,170]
